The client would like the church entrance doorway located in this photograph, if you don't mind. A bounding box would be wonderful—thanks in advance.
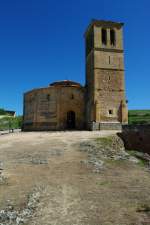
[67,111,76,129]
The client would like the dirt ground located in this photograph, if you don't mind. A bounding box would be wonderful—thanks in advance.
[0,131,150,225]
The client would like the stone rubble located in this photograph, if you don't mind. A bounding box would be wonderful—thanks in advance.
[0,188,42,225]
[133,151,150,162]
[31,158,48,165]
[0,161,8,185]
[79,135,142,172]
[81,158,104,173]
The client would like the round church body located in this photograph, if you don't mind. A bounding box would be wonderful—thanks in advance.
[23,80,85,131]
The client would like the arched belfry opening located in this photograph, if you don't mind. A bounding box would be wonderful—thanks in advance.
[67,111,76,129]
[101,28,107,45]
[110,29,116,46]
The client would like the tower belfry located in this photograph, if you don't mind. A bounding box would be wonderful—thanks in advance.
[85,20,128,130]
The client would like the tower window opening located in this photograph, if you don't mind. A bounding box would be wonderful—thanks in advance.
[71,94,74,99]
[47,94,50,101]
[102,28,107,45]
[110,29,116,46]
[109,109,113,115]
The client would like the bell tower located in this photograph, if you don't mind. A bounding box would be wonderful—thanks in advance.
[85,20,128,130]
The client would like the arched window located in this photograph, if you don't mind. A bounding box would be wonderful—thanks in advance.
[110,29,116,46]
[101,28,107,45]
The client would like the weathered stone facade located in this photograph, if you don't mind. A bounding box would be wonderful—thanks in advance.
[85,20,128,130]
[23,20,128,131]
[23,81,85,131]
[119,125,150,154]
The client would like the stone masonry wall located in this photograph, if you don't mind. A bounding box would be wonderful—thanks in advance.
[85,20,128,126]
[23,86,85,131]
[118,125,150,154]
[94,69,126,122]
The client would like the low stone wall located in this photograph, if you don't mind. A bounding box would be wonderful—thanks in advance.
[118,125,150,153]
[89,122,122,131]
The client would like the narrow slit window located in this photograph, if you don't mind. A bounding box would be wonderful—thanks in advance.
[110,29,116,46]
[109,109,113,115]
[102,28,107,45]
[71,94,74,99]
[47,94,50,101]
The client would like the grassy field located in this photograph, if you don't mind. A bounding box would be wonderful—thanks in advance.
[128,110,150,125]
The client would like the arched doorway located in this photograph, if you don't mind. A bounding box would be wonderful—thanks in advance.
[67,111,76,129]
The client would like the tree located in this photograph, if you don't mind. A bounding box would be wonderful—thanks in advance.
[0,108,6,115]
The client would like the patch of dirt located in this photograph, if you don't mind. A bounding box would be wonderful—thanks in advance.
[0,131,150,225]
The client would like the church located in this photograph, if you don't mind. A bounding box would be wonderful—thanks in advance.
[23,19,128,131]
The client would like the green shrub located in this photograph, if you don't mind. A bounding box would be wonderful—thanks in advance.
[0,108,7,115]
[0,116,23,130]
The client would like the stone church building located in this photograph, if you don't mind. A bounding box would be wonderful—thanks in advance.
[23,20,128,131]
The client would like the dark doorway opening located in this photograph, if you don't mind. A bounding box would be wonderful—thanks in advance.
[67,111,76,129]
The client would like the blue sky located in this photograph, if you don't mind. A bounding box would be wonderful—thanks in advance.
[0,0,150,115]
